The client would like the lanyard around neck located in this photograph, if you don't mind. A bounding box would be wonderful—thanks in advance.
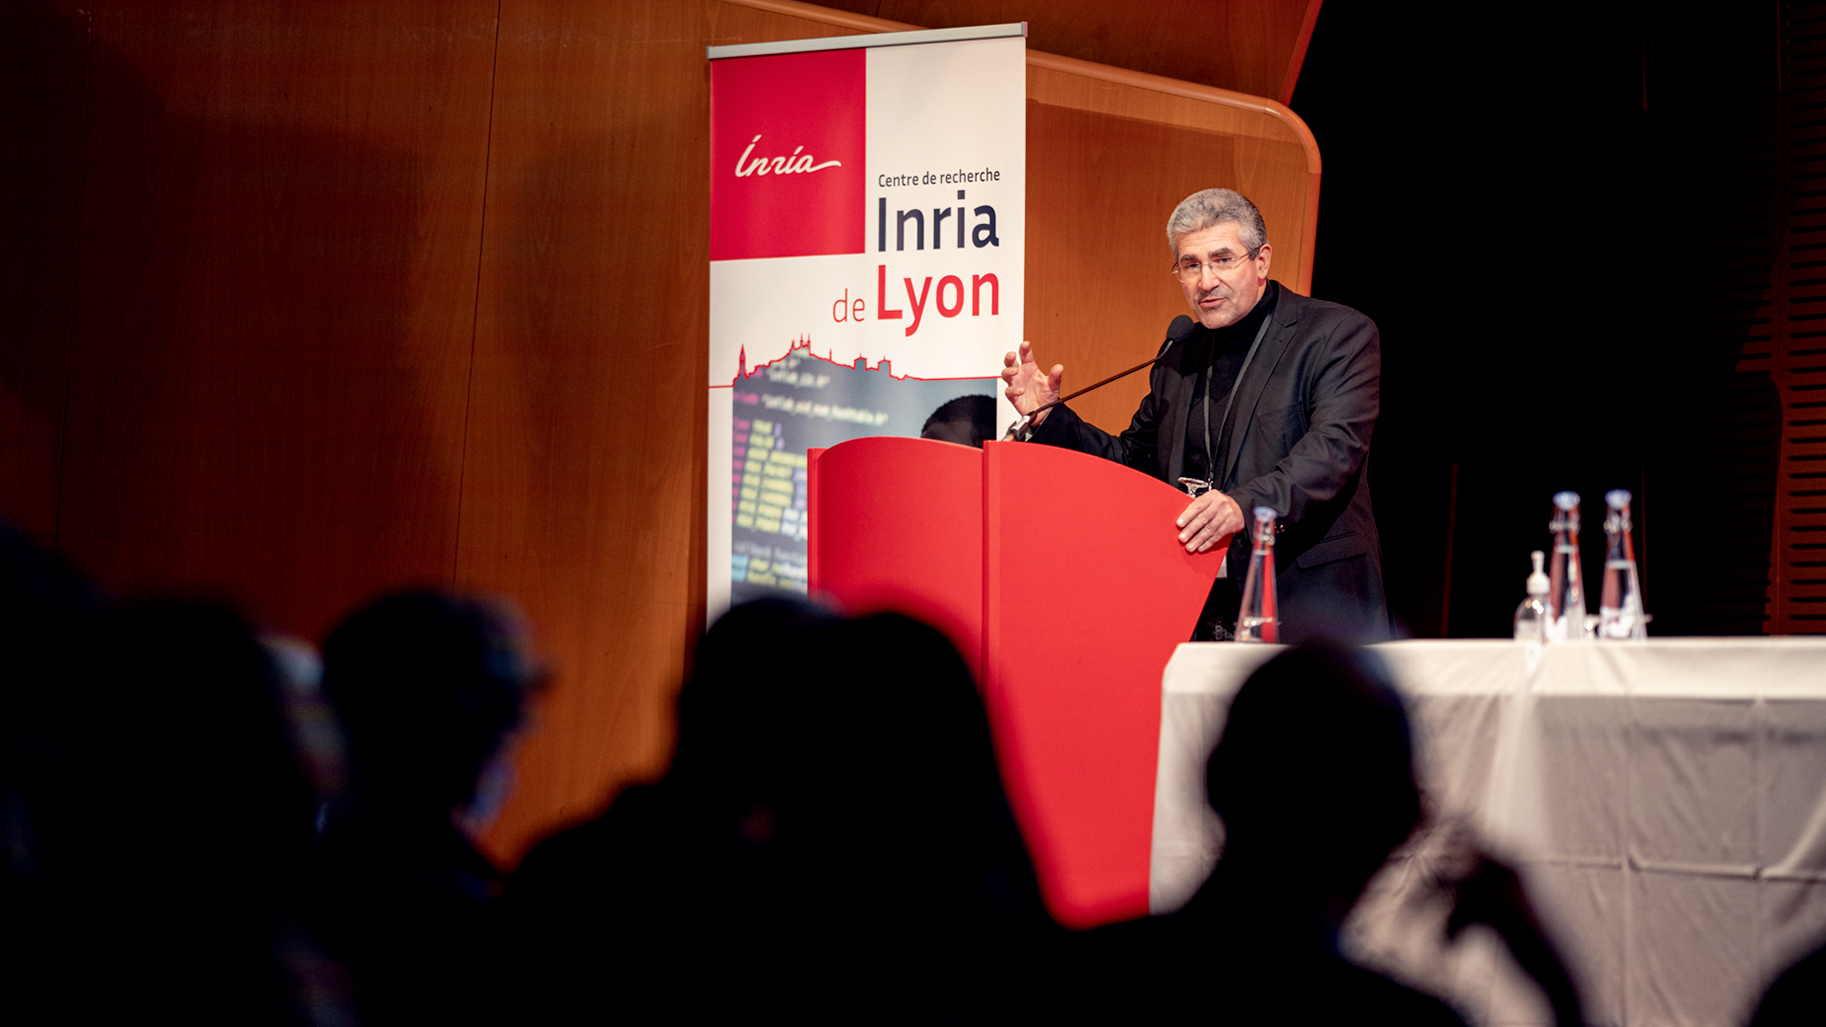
[1200,305,1276,492]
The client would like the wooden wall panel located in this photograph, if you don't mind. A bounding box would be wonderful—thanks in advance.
[0,1,91,542]
[54,1,498,638]
[463,0,886,862]
[821,0,1321,102]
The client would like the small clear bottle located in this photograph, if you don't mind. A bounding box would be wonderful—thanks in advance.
[1546,491,1586,643]
[1599,489,1647,639]
[1514,549,1550,642]
[1236,506,1279,643]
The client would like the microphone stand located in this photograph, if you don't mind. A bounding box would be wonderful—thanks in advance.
[1003,317,1195,441]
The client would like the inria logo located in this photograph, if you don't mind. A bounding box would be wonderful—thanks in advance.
[733,134,843,177]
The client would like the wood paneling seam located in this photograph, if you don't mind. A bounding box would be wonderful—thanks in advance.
[451,1,505,591]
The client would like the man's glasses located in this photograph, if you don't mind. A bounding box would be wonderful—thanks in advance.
[1171,247,1261,282]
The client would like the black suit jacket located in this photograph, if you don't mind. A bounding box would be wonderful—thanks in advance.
[1031,286,1388,641]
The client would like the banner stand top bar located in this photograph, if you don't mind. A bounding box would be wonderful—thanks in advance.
[707,22,1026,61]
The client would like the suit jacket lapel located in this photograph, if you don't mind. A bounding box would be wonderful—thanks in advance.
[1157,333,1202,485]
[1219,291,1300,489]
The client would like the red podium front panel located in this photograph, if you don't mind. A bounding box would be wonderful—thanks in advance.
[807,436,1225,928]
[808,437,984,673]
[982,440,1225,927]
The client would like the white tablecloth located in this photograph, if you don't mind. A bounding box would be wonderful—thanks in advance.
[1152,639,1826,1027]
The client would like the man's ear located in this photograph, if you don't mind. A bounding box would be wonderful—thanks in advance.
[1255,241,1273,274]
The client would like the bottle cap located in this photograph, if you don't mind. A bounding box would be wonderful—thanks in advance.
[1605,488,1632,510]
[1527,550,1549,596]
[1553,491,1580,511]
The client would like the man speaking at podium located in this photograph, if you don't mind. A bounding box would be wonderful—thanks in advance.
[1002,188,1388,642]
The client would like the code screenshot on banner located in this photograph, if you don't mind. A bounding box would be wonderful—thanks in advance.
[728,337,994,603]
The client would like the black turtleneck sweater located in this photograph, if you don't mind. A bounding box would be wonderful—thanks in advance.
[1179,281,1279,490]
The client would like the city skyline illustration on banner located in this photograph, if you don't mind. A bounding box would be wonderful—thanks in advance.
[707,28,1025,617]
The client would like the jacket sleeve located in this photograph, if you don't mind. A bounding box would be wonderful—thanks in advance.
[1225,310,1379,528]
[1026,352,1172,477]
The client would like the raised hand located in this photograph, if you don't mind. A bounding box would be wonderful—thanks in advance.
[1436,830,1586,1027]
[1001,341,1064,425]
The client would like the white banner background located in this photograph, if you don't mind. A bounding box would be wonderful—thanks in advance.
[708,30,1025,618]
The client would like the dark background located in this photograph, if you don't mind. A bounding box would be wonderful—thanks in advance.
[1294,2,1789,637]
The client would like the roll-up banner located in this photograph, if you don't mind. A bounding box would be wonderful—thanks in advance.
[707,24,1026,618]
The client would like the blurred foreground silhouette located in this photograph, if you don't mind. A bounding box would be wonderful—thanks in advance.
[2,520,1607,1024]
[1,525,325,1022]
[1074,643,1584,1025]
[1751,937,1826,1026]
[510,599,1060,1022]
[309,590,543,1026]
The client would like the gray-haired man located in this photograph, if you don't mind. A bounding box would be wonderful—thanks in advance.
[1001,188,1388,641]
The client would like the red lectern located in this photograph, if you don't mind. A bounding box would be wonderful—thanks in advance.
[808,437,1225,928]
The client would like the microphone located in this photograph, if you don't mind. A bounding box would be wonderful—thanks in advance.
[1003,315,1197,441]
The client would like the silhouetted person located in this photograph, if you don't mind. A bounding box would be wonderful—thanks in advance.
[0,526,109,1022]
[12,591,326,1023]
[792,611,1058,1017]
[508,598,834,1022]
[95,600,325,1021]
[1077,643,1580,1024]
[1749,936,1826,1026]
[509,600,1056,1022]
[920,394,997,448]
[311,590,540,1026]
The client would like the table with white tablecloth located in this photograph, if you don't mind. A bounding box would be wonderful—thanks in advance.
[1150,639,1826,1027]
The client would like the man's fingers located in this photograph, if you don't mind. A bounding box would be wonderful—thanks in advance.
[1175,494,1241,551]
[1189,519,1227,553]
[1177,501,1212,543]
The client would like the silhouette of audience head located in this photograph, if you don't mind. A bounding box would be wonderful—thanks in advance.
[1,527,335,1020]
[670,596,836,801]
[322,590,541,821]
[1206,642,1420,917]
[509,599,1052,1021]
[671,597,1040,920]
[921,394,997,448]
[85,598,320,1020]
[802,612,1035,897]
[1119,646,1467,1027]
[97,599,319,887]
[0,525,107,881]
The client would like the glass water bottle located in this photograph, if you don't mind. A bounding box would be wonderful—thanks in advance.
[1599,489,1646,639]
[1546,491,1585,642]
[1236,506,1279,643]
[1514,549,1549,642]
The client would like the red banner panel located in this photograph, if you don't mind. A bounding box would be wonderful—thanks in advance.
[710,48,866,260]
